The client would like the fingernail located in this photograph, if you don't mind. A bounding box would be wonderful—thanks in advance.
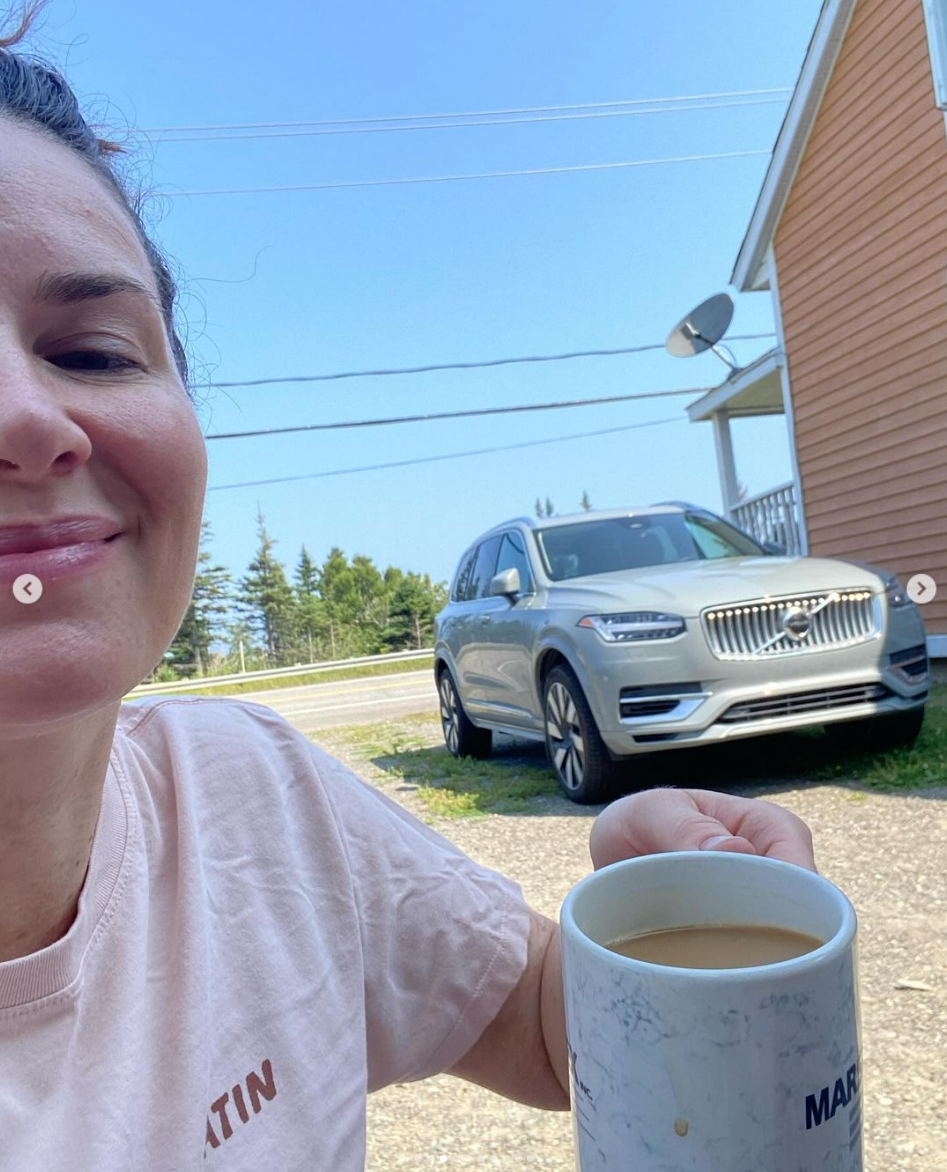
[699,834,734,850]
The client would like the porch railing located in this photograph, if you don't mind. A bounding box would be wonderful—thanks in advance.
[732,481,803,555]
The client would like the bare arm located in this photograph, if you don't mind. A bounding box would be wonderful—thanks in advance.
[448,907,569,1111]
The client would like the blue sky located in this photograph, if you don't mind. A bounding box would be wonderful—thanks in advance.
[38,0,822,586]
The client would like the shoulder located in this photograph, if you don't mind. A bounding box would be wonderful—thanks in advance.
[119,693,297,743]
[116,689,323,773]
[115,694,368,804]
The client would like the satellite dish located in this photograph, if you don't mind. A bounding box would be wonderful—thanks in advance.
[665,293,739,372]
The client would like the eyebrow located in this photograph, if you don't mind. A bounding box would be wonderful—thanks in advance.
[35,271,158,306]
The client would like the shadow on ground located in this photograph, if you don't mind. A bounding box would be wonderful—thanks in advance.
[367,703,947,817]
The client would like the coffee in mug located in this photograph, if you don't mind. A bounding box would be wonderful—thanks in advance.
[560,852,862,1171]
[608,923,824,968]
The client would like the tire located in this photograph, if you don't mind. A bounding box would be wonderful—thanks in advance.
[543,665,619,804]
[825,706,925,752]
[438,668,493,759]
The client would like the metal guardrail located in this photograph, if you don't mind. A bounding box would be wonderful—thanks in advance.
[128,648,435,696]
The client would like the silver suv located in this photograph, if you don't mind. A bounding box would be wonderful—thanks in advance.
[434,505,929,803]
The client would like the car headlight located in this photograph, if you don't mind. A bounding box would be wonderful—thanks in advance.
[577,612,686,642]
[884,577,913,608]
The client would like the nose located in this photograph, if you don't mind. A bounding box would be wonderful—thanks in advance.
[0,355,93,482]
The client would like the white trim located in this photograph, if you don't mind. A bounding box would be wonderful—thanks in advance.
[711,411,740,516]
[923,0,947,109]
[928,634,947,659]
[767,246,810,556]
[687,347,782,421]
[731,0,858,291]
[734,479,795,511]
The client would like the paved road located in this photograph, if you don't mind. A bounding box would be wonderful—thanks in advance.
[236,669,438,734]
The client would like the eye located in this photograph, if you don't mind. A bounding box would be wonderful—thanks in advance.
[51,350,141,373]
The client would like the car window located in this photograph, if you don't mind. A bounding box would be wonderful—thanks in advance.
[495,530,534,593]
[536,513,762,581]
[685,518,741,559]
[466,536,502,600]
[451,548,477,602]
[683,512,762,559]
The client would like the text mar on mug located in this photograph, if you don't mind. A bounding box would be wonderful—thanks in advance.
[806,1060,860,1131]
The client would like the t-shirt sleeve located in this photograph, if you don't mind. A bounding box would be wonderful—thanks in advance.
[307,741,532,1092]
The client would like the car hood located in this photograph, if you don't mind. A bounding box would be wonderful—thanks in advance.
[546,557,886,618]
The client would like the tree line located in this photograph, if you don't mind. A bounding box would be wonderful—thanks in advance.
[155,512,448,682]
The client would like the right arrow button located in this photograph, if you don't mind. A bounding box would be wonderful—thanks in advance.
[907,574,937,605]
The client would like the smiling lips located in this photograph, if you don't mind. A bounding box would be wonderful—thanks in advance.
[0,515,124,587]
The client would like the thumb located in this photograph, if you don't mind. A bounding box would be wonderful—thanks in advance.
[696,830,759,855]
[590,790,759,869]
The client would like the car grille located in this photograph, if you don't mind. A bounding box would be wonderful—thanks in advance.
[719,682,890,723]
[702,589,878,659]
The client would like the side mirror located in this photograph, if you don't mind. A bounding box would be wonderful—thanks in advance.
[489,567,521,599]
[762,540,787,556]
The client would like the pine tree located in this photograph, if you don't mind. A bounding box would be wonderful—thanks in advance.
[580,490,592,511]
[167,521,232,676]
[237,510,299,665]
[295,545,328,662]
[384,573,448,650]
[295,545,320,596]
[534,497,544,520]
[317,547,362,658]
[544,497,555,517]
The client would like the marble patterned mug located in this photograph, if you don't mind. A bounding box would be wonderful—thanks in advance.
[560,851,862,1171]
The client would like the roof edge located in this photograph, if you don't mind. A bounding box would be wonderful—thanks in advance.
[686,347,782,421]
[731,0,858,292]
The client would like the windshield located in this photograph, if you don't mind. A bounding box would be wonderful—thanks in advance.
[536,512,763,581]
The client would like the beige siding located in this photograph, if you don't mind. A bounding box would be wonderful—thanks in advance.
[775,0,947,637]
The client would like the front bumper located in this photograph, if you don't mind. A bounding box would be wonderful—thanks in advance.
[568,604,929,758]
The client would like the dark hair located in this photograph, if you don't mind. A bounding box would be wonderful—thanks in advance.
[0,9,189,383]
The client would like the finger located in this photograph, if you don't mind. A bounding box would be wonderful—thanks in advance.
[589,789,758,869]
[682,791,818,872]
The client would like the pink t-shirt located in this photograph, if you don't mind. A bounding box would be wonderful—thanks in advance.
[0,696,531,1170]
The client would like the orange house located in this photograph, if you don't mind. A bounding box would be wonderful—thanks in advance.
[689,0,947,658]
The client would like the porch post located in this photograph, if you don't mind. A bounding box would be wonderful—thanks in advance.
[767,245,809,554]
[712,410,740,517]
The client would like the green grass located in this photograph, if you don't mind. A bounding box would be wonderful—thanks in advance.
[809,685,947,791]
[323,685,947,817]
[321,713,558,818]
[131,655,434,699]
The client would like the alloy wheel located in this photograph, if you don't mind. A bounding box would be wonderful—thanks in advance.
[439,675,460,754]
[546,680,585,790]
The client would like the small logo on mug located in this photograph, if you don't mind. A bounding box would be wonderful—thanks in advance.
[568,1045,594,1104]
[805,1059,860,1130]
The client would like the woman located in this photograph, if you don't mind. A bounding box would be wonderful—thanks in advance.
[0,16,816,1170]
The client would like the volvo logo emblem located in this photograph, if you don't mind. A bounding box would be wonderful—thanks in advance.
[782,606,811,642]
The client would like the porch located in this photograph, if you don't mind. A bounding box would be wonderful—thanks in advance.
[686,347,807,555]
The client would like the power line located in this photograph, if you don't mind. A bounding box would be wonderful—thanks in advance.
[203,386,713,441]
[153,97,789,144]
[207,415,685,491]
[139,88,793,134]
[197,334,775,390]
[167,149,771,198]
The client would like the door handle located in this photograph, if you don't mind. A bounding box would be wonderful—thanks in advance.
[480,615,492,625]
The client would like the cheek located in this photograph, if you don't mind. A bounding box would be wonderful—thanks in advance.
[93,392,208,615]
[99,390,207,519]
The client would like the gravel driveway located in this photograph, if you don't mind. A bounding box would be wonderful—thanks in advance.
[315,728,947,1170]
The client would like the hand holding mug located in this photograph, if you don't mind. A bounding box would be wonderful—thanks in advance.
[563,790,860,1171]
[589,786,818,871]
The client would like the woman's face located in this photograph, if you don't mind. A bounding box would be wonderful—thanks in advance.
[0,120,207,727]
